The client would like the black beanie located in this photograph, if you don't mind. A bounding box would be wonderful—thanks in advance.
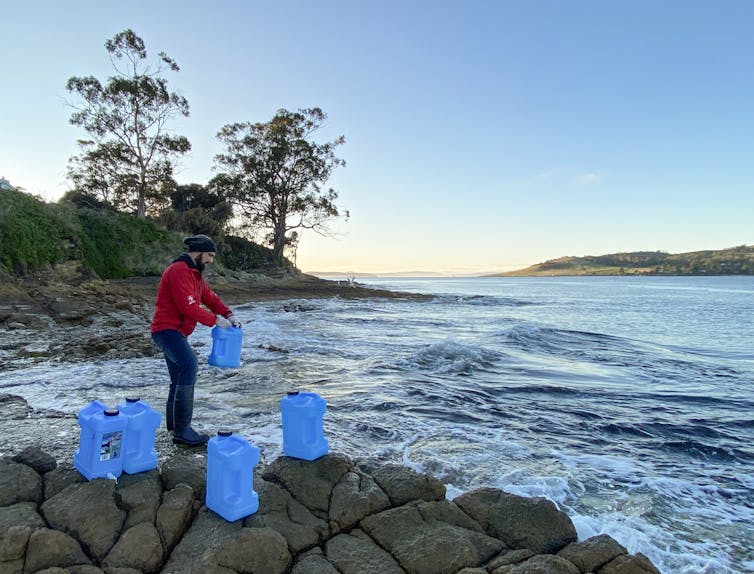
[183,234,217,253]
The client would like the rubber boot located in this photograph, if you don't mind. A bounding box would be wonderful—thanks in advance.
[172,385,209,446]
[165,382,176,431]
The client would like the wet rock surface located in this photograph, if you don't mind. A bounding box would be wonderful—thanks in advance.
[0,448,660,574]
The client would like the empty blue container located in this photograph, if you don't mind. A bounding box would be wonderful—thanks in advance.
[206,431,260,522]
[74,401,127,480]
[117,397,162,474]
[208,326,243,368]
[280,391,329,461]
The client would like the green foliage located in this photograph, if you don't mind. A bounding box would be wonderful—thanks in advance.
[0,189,78,273]
[219,235,290,271]
[77,209,178,278]
[154,183,232,238]
[1,186,279,279]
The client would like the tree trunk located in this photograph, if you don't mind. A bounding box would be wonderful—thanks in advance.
[272,223,287,267]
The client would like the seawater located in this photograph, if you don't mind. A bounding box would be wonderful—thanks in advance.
[2,276,753,573]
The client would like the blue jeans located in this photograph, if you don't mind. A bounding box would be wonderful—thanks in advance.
[152,329,198,388]
[152,329,198,431]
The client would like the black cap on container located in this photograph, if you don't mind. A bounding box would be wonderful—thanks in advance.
[104,408,119,416]
[287,391,300,396]
[125,397,139,403]
[218,430,233,437]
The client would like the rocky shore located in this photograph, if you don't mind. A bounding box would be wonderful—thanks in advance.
[0,443,660,574]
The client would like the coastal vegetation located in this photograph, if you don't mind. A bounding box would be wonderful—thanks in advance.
[0,186,283,278]
[494,246,754,276]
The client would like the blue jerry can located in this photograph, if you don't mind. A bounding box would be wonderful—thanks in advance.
[117,397,162,474]
[73,401,127,480]
[206,431,260,522]
[208,326,243,368]
[280,391,329,461]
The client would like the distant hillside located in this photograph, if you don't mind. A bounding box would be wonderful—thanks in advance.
[491,246,754,276]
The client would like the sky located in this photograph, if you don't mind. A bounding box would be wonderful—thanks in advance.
[2,1,753,274]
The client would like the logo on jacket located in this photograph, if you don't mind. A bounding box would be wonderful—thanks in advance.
[187,295,196,305]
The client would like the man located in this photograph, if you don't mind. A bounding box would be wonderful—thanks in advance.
[151,234,242,445]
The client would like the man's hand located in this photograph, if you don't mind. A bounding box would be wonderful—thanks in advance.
[228,314,243,328]
[215,315,231,328]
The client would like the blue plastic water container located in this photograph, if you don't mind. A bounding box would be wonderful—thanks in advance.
[117,397,162,474]
[73,401,127,480]
[280,391,329,461]
[208,326,243,368]
[206,431,260,522]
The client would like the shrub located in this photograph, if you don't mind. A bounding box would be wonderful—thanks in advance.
[0,188,76,274]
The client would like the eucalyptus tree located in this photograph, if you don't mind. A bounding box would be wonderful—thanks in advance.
[66,29,190,218]
[213,107,347,266]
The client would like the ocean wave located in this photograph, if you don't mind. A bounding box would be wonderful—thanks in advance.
[396,339,503,375]
[431,294,535,307]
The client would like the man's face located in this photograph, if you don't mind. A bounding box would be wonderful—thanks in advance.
[199,252,216,265]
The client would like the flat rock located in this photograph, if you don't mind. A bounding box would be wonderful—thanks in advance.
[325,528,404,574]
[329,469,391,532]
[24,527,90,573]
[215,527,292,574]
[0,459,43,506]
[262,453,353,515]
[360,500,503,574]
[454,487,577,554]
[246,478,329,553]
[357,459,446,506]
[40,479,126,561]
[558,534,627,572]
[12,446,57,474]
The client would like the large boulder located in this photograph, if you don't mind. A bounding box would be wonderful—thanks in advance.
[161,507,243,573]
[116,470,162,529]
[0,525,32,574]
[455,487,577,553]
[598,552,660,574]
[67,567,106,574]
[493,554,580,574]
[23,527,90,573]
[558,534,627,572]
[360,500,503,574]
[262,454,352,516]
[325,529,404,574]
[44,463,86,500]
[215,527,291,574]
[12,446,57,474]
[488,549,535,571]
[103,522,164,573]
[246,479,329,553]
[357,459,446,506]
[329,469,391,532]
[0,460,43,506]
[156,483,195,553]
[291,548,339,574]
[40,480,126,561]
[0,502,45,535]
[160,453,207,501]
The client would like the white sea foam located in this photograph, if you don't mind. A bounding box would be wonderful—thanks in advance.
[571,512,733,574]
[398,338,501,374]
[555,451,650,484]
[497,470,572,506]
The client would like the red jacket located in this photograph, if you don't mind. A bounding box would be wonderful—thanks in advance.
[150,255,232,337]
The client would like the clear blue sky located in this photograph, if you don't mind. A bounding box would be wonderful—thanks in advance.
[3,1,753,274]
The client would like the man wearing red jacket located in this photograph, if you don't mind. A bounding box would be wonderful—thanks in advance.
[151,234,241,445]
